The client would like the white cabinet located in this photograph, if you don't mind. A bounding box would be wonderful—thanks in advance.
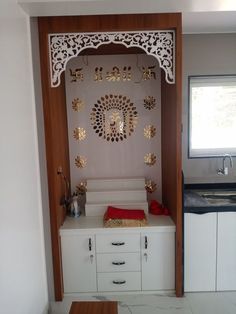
[141,232,175,290]
[61,234,97,293]
[60,215,175,294]
[184,212,217,292]
[184,211,236,292]
[217,212,236,291]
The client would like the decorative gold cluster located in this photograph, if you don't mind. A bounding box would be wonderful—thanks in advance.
[73,127,86,141]
[145,180,157,193]
[75,156,87,168]
[144,153,157,166]
[76,181,87,195]
[143,96,156,110]
[72,98,85,112]
[70,68,84,82]
[144,125,156,139]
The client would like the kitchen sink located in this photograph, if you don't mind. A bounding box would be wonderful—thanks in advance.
[197,190,236,205]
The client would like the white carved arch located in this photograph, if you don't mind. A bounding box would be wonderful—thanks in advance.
[49,30,175,87]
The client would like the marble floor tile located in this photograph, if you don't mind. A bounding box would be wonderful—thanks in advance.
[50,292,236,314]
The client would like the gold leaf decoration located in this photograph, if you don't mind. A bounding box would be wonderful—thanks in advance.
[90,94,138,142]
[73,127,86,141]
[75,156,87,168]
[76,181,87,195]
[143,96,156,110]
[72,98,85,112]
[70,68,84,82]
[144,125,156,139]
[141,66,156,80]
[145,180,157,193]
[144,153,157,166]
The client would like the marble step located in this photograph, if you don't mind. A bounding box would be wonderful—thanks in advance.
[85,202,149,216]
[86,189,147,204]
[86,177,145,191]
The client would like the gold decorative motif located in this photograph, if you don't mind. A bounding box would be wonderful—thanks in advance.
[73,127,86,141]
[70,68,84,82]
[75,156,87,168]
[145,180,157,193]
[94,67,103,82]
[144,153,157,166]
[72,98,85,112]
[141,66,156,80]
[106,66,132,82]
[143,96,156,110]
[76,181,87,195]
[90,94,138,142]
[144,125,156,139]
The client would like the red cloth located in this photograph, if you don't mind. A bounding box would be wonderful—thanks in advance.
[149,200,170,216]
[104,206,146,220]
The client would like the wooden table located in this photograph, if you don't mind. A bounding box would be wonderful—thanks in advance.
[69,301,118,314]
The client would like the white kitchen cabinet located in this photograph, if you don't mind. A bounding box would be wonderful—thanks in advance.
[61,234,97,293]
[217,212,236,291]
[60,215,175,294]
[184,212,217,292]
[141,232,175,290]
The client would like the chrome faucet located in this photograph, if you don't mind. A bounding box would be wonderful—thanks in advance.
[217,154,233,175]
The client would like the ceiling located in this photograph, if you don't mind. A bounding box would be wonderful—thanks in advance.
[19,0,236,34]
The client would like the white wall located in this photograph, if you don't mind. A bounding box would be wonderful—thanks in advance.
[182,34,236,184]
[0,1,49,314]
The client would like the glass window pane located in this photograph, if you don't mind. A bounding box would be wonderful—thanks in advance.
[189,76,236,157]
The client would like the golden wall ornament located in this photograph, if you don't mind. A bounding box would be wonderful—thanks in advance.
[70,68,84,82]
[144,125,156,139]
[143,96,156,110]
[144,153,157,166]
[72,98,85,112]
[145,180,157,193]
[141,66,156,80]
[94,67,103,82]
[75,155,87,168]
[73,127,86,141]
[76,181,87,195]
[90,94,138,142]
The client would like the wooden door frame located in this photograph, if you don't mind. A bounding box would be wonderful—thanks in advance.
[38,13,182,300]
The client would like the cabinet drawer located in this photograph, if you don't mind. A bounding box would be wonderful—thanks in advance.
[97,272,141,291]
[97,252,140,272]
[96,234,140,253]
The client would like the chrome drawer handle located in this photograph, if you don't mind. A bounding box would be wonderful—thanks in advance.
[144,236,148,249]
[112,261,126,265]
[112,280,126,285]
[88,238,92,251]
[111,242,125,246]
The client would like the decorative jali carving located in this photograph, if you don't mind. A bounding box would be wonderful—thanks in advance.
[73,127,86,141]
[72,98,85,112]
[145,180,157,193]
[90,94,138,142]
[144,125,156,139]
[49,30,175,87]
[143,96,156,110]
[75,156,87,168]
[144,153,157,166]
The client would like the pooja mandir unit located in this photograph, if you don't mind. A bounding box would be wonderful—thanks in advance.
[38,13,182,300]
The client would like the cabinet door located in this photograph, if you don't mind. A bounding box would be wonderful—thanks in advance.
[217,212,236,291]
[61,234,97,293]
[141,232,175,290]
[184,213,217,292]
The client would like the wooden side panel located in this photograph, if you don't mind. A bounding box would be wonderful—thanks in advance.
[38,21,70,300]
[38,13,183,299]
[161,16,183,296]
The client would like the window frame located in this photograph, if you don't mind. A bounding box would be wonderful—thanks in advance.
[188,74,236,159]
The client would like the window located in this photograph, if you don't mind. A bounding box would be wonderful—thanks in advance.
[188,75,236,158]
